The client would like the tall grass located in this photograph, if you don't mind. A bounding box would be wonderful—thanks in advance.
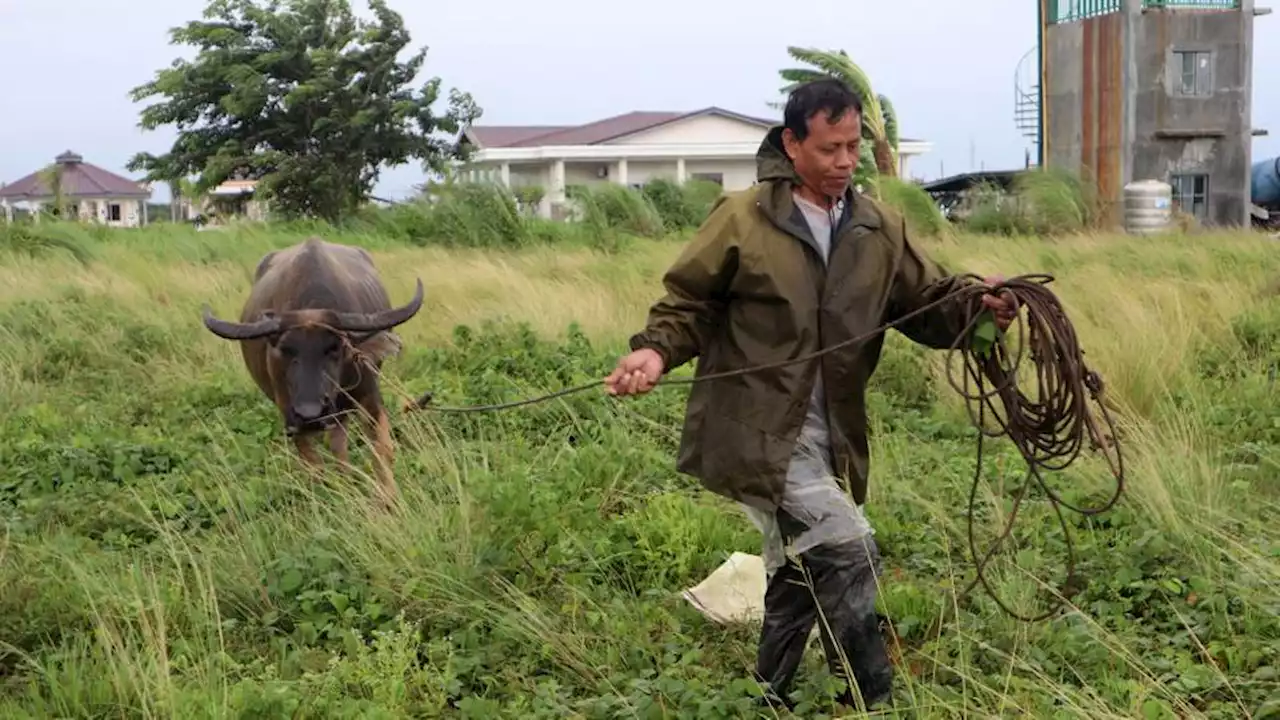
[871,176,949,237]
[964,167,1100,237]
[355,179,724,251]
[0,221,98,265]
[1,194,1278,717]
[568,183,667,240]
[640,178,724,232]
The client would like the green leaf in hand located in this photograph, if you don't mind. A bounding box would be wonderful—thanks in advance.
[971,309,999,359]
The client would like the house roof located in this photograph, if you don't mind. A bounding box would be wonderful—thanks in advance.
[919,169,1022,194]
[0,150,151,200]
[209,179,259,196]
[463,107,780,149]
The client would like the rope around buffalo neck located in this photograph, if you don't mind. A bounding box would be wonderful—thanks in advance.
[399,273,1125,623]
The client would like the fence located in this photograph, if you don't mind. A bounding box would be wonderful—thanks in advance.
[1048,0,1240,24]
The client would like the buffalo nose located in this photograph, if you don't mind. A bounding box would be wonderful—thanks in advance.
[293,401,325,421]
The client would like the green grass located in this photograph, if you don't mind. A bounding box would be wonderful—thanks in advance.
[869,177,949,237]
[962,167,1100,237]
[1,218,1278,718]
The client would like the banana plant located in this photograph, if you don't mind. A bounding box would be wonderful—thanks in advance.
[37,164,68,219]
[172,176,203,221]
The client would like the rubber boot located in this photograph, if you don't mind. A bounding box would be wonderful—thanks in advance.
[753,510,894,708]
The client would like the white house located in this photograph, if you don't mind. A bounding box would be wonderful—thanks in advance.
[458,107,933,218]
[0,150,152,227]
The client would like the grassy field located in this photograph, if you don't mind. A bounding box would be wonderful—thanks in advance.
[1,217,1278,719]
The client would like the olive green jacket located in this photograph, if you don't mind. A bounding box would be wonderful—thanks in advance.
[629,126,977,508]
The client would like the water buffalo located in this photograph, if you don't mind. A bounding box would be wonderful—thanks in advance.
[200,237,424,506]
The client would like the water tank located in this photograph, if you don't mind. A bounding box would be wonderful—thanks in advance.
[1251,156,1280,207]
[1123,179,1174,234]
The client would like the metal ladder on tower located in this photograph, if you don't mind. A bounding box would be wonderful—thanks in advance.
[1014,46,1041,168]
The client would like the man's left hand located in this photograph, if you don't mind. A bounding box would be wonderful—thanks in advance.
[980,275,1018,331]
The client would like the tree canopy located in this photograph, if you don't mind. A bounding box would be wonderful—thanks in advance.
[127,0,481,222]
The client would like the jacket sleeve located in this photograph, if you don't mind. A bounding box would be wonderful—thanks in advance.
[884,216,977,350]
[628,196,739,371]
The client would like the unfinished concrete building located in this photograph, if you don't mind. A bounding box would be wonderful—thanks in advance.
[1039,0,1267,227]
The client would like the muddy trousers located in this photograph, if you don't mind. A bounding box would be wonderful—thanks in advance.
[754,508,893,708]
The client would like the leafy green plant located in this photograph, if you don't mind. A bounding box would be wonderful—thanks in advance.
[969,309,999,359]
[511,185,546,215]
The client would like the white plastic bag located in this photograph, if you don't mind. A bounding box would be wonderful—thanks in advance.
[681,551,768,625]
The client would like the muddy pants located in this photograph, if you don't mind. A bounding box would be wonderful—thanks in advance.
[741,475,893,707]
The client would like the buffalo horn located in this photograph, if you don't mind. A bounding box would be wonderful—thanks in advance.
[201,305,282,340]
[330,278,425,333]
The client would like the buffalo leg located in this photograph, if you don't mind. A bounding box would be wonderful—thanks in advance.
[293,433,324,478]
[328,422,351,471]
[366,405,398,508]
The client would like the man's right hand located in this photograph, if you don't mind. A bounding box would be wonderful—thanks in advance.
[604,348,665,396]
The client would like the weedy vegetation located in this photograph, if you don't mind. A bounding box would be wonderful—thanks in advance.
[1,176,1278,719]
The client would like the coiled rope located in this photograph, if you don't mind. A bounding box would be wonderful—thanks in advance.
[401,273,1124,622]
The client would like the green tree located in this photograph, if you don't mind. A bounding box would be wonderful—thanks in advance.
[126,0,482,222]
[773,46,899,184]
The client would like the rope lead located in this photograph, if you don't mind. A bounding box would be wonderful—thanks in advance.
[401,274,1125,622]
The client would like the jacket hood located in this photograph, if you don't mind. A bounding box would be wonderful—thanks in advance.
[753,125,882,234]
[753,126,811,232]
[755,126,802,184]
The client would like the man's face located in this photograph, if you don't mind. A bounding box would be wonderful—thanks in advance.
[782,108,862,199]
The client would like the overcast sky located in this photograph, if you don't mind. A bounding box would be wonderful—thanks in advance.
[1,0,1276,203]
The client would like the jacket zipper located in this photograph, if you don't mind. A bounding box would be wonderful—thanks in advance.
[760,195,871,488]
[756,199,846,443]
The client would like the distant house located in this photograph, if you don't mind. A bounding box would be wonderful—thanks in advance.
[459,107,933,218]
[0,150,152,227]
[182,178,269,224]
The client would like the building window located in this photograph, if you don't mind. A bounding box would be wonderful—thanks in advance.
[691,172,724,186]
[1174,50,1212,96]
[1170,173,1208,219]
[108,203,122,221]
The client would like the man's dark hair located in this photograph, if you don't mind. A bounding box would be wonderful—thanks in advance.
[782,78,863,141]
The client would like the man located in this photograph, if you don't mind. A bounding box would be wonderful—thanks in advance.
[604,78,1016,709]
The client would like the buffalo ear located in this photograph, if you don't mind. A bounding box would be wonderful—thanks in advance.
[352,330,403,363]
[261,312,286,345]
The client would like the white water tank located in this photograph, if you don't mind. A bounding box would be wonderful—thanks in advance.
[1123,179,1174,234]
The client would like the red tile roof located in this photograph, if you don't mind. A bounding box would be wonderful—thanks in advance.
[0,151,151,200]
[466,125,573,148]
[463,107,778,149]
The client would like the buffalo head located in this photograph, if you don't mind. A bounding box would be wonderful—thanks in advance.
[202,278,424,434]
